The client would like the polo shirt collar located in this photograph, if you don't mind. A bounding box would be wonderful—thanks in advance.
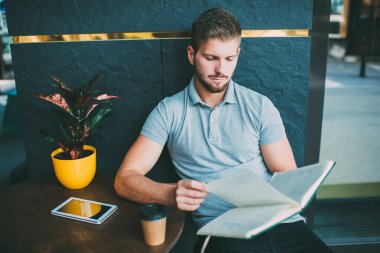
[189,77,237,105]
[223,79,237,104]
[189,77,202,105]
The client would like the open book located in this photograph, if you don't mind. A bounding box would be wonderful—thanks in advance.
[197,160,335,239]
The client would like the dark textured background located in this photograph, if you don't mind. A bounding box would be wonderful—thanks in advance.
[6,0,313,35]
[10,37,309,178]
[160,38,310,166]
[10,40,165,178]
[5,0,313,182]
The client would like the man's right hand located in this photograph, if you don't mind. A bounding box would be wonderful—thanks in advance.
[175,180,208,211]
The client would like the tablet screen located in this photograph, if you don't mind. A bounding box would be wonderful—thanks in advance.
[51,197,117,224]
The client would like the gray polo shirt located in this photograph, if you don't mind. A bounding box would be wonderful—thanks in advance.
[141,77,294,227]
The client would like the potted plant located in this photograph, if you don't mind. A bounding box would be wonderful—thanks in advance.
[33,73,122,189]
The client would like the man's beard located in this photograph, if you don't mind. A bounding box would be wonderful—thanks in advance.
[194,63,231,93]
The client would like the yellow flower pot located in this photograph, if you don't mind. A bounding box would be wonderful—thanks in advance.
[51,145,96,189]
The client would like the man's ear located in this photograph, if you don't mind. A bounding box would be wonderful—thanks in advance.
[187,45,195,65]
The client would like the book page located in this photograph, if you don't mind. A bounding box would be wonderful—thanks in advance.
[269,160,335,207]
[197,204,300,238]
[207,169,297,207]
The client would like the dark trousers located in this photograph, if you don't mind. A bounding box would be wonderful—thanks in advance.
[193,221,332,253]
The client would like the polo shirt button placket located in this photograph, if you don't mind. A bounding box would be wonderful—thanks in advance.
[209,112,218,143]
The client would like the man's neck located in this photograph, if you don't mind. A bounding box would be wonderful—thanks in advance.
[194,79,227,109]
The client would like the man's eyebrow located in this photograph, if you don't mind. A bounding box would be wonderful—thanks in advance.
[202,53,217,57]
[202,53,238,58]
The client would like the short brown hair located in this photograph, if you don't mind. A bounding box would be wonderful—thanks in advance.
[191,8,241,53]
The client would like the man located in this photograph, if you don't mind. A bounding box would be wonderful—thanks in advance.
[115,8,331,253]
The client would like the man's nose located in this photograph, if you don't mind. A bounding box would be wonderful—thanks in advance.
[214,60,225,74]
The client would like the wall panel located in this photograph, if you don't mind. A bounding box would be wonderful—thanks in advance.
[161,37,310,166]
[6,0,318,184]
[6,0,312,35]
[11,40,163,177]
[235,37,311,166]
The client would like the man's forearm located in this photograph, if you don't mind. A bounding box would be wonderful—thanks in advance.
[114,171,177,206]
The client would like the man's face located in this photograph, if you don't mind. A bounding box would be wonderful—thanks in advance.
[188,38,240,93]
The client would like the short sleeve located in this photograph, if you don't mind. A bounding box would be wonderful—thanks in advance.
[259,97,286,146]
[140,101,170,146]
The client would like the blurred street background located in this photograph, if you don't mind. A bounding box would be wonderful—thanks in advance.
[318,56,380,198]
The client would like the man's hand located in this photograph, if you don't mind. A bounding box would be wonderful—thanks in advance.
[175,180,207,211]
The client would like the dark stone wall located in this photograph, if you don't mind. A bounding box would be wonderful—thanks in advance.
[160,38,310,167]
[11,40,165,178]
[235,38,311,166]
[11,36,309,178]
[6,0,312,35]
[6,0,314,178]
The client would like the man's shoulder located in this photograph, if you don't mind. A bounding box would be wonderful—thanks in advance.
[160,87,187,106]
[155,86,188,116]
[233,81,269,104]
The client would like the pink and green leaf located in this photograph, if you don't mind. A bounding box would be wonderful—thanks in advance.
[82,72,105,95]
[86,108,111,135]
[85,103,99,119]
[95,94,122,101]
[51,76,76,101]
[53,110,74,141]
[35,93,73,115]
[39,129,69,154]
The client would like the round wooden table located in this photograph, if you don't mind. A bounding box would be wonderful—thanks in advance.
[0,172,184,253]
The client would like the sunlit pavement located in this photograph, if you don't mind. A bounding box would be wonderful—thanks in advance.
[319,56,380,197]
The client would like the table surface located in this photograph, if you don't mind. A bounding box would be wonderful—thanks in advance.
[0,172,184,253]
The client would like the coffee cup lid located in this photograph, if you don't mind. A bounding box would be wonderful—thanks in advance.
[140,204,166,221]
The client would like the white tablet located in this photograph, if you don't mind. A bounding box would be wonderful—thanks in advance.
[51,197,118,224]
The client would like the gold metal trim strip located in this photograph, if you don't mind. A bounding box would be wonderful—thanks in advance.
[13,29,309,44]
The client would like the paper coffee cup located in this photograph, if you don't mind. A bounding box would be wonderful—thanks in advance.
[139,204,167,246]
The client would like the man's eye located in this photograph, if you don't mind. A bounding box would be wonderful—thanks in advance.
[226,57,235,62]
[206,57,215,61]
